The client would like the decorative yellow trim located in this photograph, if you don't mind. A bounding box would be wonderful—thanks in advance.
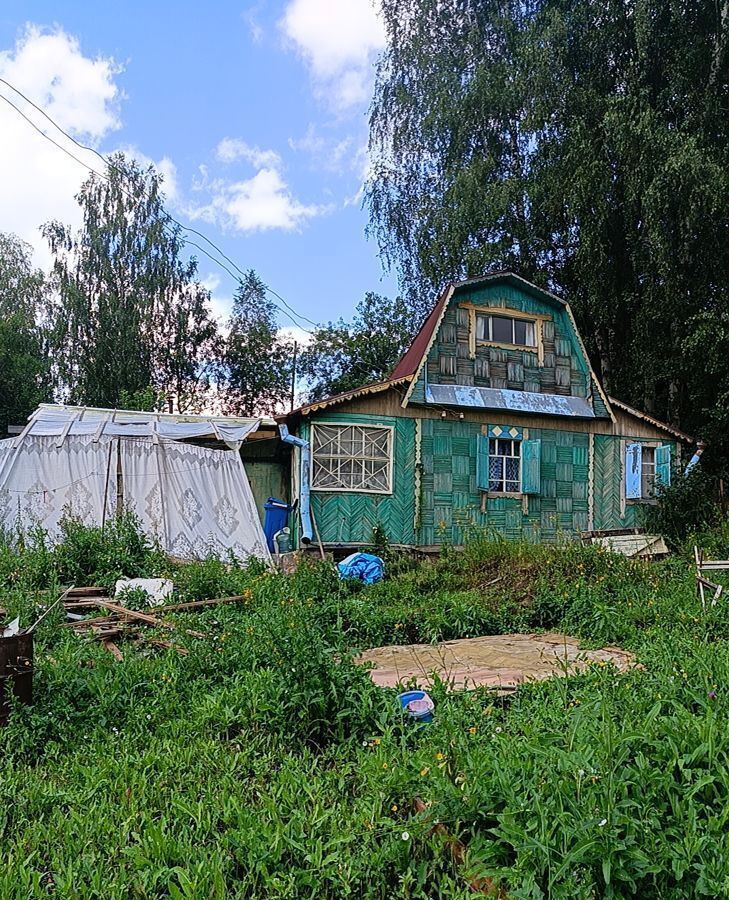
[461,303,546,364]
[458,302,552,322]
[413,419,422,533]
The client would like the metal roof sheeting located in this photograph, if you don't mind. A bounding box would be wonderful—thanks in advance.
[425,384,597,418]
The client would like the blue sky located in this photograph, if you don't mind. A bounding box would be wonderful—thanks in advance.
[0,0,397,336]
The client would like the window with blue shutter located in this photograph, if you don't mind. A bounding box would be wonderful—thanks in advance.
[476,433,490,491]
[477,429,537,494]
[521,439,541,494]
[655,444,672,489]
[625,443,643,500]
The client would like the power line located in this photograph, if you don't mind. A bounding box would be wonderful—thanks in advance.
[0,78,423,400]
[0,78,317,333]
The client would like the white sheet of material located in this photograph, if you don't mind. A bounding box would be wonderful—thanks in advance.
[0,416,271,563]
[0,434,117,538]
[120,438,269,561]
[24,405,264,450]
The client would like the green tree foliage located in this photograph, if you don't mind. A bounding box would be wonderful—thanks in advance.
[220,270,294,416]
[0,233,51,433]
[298,292,419,402]
[43,153,219,412]
[368,0,729,460]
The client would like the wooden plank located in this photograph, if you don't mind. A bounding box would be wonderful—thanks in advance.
[65,586,110,598]
[144,638,190,656]
[155,595,247,613]
[102,640,124,661]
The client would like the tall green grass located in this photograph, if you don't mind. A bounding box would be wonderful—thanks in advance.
[2,517,729,897]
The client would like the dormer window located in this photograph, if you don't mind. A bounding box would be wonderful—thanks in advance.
[476,313,536,348]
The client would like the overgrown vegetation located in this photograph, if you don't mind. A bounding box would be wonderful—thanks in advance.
[2,517,729,897]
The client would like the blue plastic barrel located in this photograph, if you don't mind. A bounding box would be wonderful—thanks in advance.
[263,498,291,552]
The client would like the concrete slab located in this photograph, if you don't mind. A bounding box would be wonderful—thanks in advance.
[357,632,636,692]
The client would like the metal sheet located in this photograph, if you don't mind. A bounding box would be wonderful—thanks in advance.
[425,384,596,418]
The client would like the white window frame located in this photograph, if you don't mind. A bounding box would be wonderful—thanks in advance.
[488,437,522,494]
[476,313,537,349]
[310,422,394,495]
[641,446,656,500]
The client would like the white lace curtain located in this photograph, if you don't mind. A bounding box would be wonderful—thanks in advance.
[0,434,117,538]
[121,439,268,560]
[0,434,269,562]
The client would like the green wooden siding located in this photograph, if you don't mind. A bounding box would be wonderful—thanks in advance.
[304,413,417,545]
[592,435,680,531]
[409,280,609,417]
[418,419,590,545]
[302,411,680,546]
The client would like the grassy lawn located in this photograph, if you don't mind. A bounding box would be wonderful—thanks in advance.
[2,517,729,898]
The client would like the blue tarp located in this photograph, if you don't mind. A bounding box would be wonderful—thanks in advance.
[337,552,384,585]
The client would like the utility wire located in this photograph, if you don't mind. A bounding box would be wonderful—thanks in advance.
[0,78,317,332]
[0,78,433,405]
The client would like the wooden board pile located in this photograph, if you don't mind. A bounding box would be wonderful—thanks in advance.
[63,587,247,660]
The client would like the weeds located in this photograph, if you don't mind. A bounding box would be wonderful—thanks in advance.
[2,518,729,896]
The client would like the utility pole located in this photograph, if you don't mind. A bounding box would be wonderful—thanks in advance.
[290,341,298,412]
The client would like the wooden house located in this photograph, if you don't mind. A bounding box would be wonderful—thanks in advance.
[283,273,694,549]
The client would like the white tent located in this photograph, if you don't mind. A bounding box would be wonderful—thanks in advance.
[0,405,272,562]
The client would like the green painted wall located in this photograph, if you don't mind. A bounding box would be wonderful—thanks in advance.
[303,410,680,546]
[418,418,589,545]
[303,413,417,545]
[592,434,680,531]
[245,461,288,524]
[409,280,610,418]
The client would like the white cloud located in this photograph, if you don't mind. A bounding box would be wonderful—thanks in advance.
[216,137,281,169]
[117,145,180,204]
[188,165,330,233]
[280,0,385,110]
[0,25,122,266]
[191,168,328,232]
[279,325,314,347]
[289,124,354,172]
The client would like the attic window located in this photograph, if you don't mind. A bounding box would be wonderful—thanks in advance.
[311,423,393,494]
[476,314,536,348]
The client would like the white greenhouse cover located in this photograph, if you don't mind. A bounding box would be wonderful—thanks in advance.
[0,406,271,563]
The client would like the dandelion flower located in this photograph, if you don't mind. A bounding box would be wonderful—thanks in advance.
[468,726,477,734]
[435,752,445,761]
[420,767,430,777]
[391,804,398,812]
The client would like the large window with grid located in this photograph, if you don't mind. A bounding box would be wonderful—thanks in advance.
[311,424,393,493]
[488,438,521,493]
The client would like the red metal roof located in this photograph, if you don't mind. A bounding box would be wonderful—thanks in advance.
[390,286,450,379]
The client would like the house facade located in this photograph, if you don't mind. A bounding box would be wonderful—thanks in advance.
[284,273,693,549]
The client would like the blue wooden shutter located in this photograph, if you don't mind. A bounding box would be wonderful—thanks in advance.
[655,444,672,488]
[625,442,642,500]
[476,433,490,491]
[521,439,541,494]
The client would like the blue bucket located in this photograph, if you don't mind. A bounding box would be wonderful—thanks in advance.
[397,690,435,724]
